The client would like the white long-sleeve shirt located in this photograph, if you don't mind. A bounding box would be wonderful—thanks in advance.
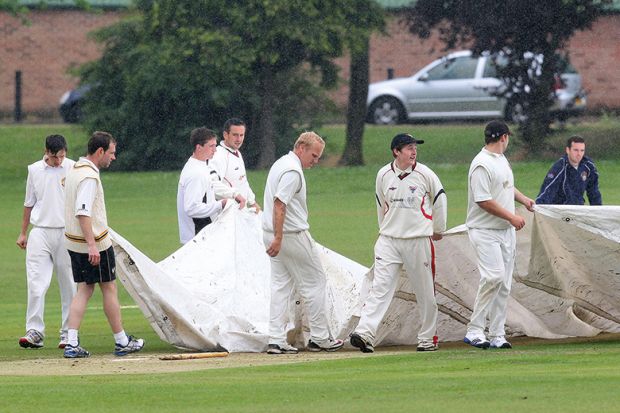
[375,161,447,239]
[177,157,223,244]
[210,142,256,205]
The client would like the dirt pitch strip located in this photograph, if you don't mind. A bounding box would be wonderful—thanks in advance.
[2,335,618,376]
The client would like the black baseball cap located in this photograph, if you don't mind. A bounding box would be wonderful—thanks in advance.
[484,120,512,139]
[390,133,424,151]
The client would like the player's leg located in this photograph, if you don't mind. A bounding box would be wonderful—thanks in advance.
[51,228,76,347]
[488,228,516,347]
[354,235,402,346]
[402,237,438,349]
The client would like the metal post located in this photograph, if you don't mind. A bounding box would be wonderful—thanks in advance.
[15,71,23,122]
[387,68,394,79]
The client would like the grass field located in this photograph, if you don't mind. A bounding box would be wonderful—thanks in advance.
[0,120,619,412]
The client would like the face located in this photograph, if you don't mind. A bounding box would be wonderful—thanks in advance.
[297,142,324,169]
[98,142,116,169]
[394,144,417,169]
[566,142,585,165]
[197,138,218,161]
[499,133,510,152]
[45,149,66,167]
[223,125,246,151]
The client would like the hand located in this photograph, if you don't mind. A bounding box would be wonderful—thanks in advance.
[266,238,282,257]
[16,233,27,249]
[431,232,443,241]
[524,198,536,212]
[221,199,228,209]
[251,202,262,214]
[510,214,526,231]
[88,244,100,266]
[235,194,247,209]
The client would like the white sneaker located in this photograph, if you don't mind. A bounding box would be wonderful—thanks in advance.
[266,343,299,354]
[490,336,512,349]
[58,331,69,349]
[416,340,438,352]
[463,333,490,349]
[19,329,44,349]
[307,338,344,352]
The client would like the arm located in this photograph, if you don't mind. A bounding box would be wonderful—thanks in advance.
[586,162,602,205]
[535,162,563,205]
[266,198,286,257]
[184,175,225,219]
[78,215,101,266]
[212,178,246,209]
[515,188,535,212]
[430,172,447,240]
[477,199,526,230]
[16,206,33,249]
[375,171,387,227]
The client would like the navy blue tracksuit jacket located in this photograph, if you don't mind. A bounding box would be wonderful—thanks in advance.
[536,155,602,205]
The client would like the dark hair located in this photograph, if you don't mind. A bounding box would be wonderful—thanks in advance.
[566,135,585,148]
[87,131,116,155]
[483,120,511,144]
[190,127,217,149]
[45,134,67,154]
[223,118,245,133]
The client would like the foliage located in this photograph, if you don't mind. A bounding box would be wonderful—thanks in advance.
[80,0,379,170]
[403,0,606,150]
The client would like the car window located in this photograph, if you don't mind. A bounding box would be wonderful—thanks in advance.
[426,56,478,81]
[482,57,497,78]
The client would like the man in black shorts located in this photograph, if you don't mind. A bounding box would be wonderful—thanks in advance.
[63,131,144,358]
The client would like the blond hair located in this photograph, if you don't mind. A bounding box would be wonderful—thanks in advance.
[294,131,325,150]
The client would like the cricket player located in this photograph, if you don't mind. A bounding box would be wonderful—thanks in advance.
[210,118,261,212]
[464,120,535,349]
[263,131,344,354]
[17,134,76,349]
[350,133,447,353]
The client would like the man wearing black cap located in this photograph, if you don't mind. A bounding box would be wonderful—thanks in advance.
[350,133,447,353]
[464,120,535,350]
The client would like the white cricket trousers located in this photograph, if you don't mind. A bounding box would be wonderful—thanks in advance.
[356,235,438,344]
[264,230,331,345]
[466,227,516,338]
[25,227,76,336]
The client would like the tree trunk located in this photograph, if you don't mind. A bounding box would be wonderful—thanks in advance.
[257,65,277,169]
[339,36,369,166]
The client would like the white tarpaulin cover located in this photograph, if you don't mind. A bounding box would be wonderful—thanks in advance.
[111,204,620,352]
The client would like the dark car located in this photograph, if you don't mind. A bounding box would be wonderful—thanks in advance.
[59,84,91,123]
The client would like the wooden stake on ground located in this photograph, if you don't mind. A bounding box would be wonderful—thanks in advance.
[159,352,229,361]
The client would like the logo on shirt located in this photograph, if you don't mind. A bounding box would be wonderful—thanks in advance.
[581,171,588,181]
[547,173,555,179]
[61,177,66,187]
[409,185,417,194]
[388,186,397,191]
[235,167,240,171]
[78,203,89,214]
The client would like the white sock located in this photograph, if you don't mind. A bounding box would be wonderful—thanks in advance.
[68,329,79,347]
[114,330,128,346]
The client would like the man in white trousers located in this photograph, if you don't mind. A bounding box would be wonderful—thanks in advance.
[464,120,535,349]
[17,134,76,349]
[177,127,245,244]
[210,118,261,212]
[350,133,447,353]
[263,131,344,354]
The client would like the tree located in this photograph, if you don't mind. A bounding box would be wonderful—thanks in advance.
[80,0,380,170]
[403,0,606,150]
[339,1,385,166]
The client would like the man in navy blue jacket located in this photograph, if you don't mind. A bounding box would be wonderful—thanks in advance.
[536,136,602,205]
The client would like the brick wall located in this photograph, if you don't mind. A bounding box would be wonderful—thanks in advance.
[1,10,618,121]
[0,10,125,121]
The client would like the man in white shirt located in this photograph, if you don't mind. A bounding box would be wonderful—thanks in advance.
[177,127,246,244]
[350,133,447,353]
[63,131,144,358]
[464,120,535,350]
[17,134,76,350]
[210,118,261,212]
[263,131,344,354]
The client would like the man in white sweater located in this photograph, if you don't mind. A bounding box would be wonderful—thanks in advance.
[63,131,144,358]
[350,133,447,353]
[263,131,343,354]
[177,127,246,244]
[210,118,260,212]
